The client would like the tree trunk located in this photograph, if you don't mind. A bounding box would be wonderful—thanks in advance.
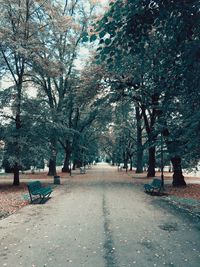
[141,94,159,178]
[72,161,76,170]
[147,147,156,177]
[13,163,20,186]
[62,152,70,173]
[162,128,186,187]
[111,156,115,166]
[136,149,143,173]
[48,158,57,176]
[48,137,57,176]
[129,158,133,171]
[13,83,22,186]
[123,152,128,169]
[62,141,71,172]
[136,106,143,173]
[171,156,186,186]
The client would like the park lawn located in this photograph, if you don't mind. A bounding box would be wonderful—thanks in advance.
[0,183,28,220]
[166,184,200,201]
[0,171,70,220]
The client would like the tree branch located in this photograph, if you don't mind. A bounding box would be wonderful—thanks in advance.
[0,47,18,84]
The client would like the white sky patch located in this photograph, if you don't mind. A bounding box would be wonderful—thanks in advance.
[0,76,12,90]
[0,76,37,98]
[74,0,109,70]
[74,46,90,70]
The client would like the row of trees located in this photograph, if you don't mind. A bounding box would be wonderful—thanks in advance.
[0,0,199,187]
[0,0,111,185]
[91,0,200,186]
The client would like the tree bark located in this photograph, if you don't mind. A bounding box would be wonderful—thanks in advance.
[13,163,20,186]
[136,106,143,173]
[123,151,128,169]
[136,150,143,173]
[62,151,71,172]
[48,137,57,176]
[171,156,186,186]
[141,93,159,177]
[13,83,22,186]
[72,161,76,170]
[162,128,186,187]
[147,146,156,177]
[48,158,57,176]
[62,140,72,172]
[129,158,133,171]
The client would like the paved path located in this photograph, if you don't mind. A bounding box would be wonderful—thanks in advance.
[0,163,200,267]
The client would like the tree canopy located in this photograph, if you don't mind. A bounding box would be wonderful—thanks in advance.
[0,0,199,187]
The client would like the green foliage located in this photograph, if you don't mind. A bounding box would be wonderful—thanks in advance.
[94,0,200,170]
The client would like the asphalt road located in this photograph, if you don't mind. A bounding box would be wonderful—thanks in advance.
[0,163,199,267]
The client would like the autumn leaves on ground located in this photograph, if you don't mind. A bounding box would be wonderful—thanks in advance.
[0,167,200,221]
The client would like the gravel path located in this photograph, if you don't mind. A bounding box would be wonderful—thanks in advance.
[0,163,199,267]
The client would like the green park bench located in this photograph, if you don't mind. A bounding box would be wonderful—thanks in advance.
[144,178,162,194]
[27,181,52,203]
[80,167,86,174]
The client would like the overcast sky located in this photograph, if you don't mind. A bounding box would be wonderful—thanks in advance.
[74,0,109,70]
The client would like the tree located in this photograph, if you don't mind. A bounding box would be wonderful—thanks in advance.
[1,96,51,174]
[30,0,98,176]
[0,0,46,184]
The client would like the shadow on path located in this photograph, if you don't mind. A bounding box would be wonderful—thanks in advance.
[102,193,120,267]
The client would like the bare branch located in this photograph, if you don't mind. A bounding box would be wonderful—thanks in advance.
[0,47,18,84]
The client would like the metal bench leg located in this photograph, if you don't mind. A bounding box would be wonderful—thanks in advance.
[39,195,45,203]
[39,193,51,203]
[29,193,33,203]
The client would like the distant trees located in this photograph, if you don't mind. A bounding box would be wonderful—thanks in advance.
[58,63,104,171]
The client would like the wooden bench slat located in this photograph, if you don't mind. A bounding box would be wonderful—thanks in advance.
[144,179,162,194]
[80,167,86,174]
[27,181,52,203]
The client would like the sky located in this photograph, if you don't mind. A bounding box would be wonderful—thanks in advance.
[74,47,90,70]
[74,0,110,70]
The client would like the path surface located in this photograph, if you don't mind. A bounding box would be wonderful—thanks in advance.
[0,163,200,267]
